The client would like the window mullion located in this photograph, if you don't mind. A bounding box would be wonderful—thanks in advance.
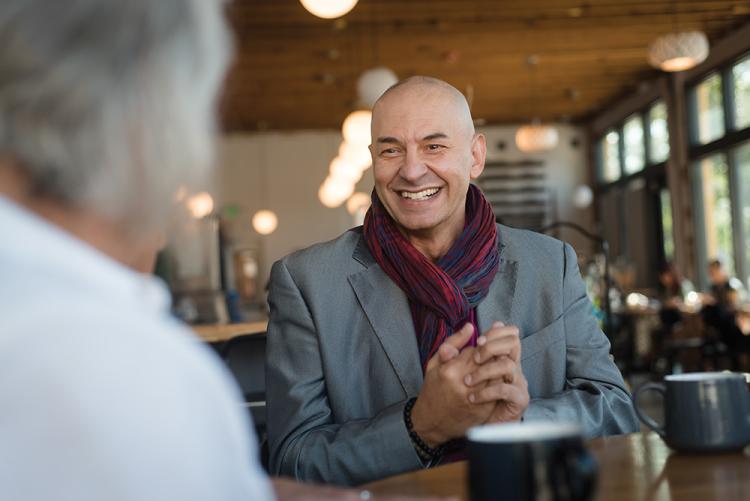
[728,149,747,286]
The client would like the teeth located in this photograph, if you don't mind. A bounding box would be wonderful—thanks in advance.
[400,188,439,200]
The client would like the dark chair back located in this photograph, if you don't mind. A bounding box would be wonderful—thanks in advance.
[219,333,267,435]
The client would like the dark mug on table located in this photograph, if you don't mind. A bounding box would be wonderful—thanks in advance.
[466,422,597,501]
[633,372,750,452]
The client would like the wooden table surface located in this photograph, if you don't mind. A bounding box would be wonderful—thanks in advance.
[191,321,267,343]
[364,432,750,500]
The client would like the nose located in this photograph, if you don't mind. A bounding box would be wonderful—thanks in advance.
[399,146,428,183]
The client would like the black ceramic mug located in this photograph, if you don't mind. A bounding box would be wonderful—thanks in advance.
[633,372,750,452]
[466,422,597,501]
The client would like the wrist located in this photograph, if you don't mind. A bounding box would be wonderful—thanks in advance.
[410,396,446,448]
[404,397,446,463]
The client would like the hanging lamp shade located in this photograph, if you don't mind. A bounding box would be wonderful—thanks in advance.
[342,110,372,146]
[318,177,354,208]
[648,31,709,72]
[186,192,214,219]
[252,210,278,235]
[573,185,594,209]
[357,67,398,108]
[329,156,363,184]
[338,141,372,171]
[515,124,559,153]
[299,0,358,19]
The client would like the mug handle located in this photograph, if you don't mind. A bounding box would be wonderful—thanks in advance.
[632,382,667,438]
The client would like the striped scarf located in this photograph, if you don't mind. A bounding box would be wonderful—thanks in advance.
[363,184,499,372]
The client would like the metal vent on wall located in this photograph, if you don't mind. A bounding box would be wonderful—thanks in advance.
[475,159,551,231]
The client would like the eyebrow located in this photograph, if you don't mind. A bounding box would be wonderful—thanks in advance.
[375,132,449,144]
[375,136,401,145]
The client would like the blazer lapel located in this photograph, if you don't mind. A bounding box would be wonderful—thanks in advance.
[348,237,423,397]
[476,230,519,335]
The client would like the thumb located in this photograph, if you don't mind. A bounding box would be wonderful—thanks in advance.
[426,323,474,371]
[445,322,475,351]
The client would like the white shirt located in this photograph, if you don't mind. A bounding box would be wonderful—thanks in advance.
[0,197,274,501]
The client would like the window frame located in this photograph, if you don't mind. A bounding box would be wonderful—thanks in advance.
[594,98,672,285]
[687,51,750,288]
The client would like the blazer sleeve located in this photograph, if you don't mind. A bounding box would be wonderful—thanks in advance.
[265,259,424,486]
[522,243,640,436]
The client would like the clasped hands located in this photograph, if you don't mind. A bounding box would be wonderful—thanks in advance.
[410,322,530,449]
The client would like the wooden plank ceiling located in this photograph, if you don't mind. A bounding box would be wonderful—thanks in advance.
[220,0,750,131]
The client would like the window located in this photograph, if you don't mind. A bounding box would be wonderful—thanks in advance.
[732,56,750,130]
[600,130,621,182]
[691,73,725,144]
[648,101,670,164]
[595,100,672,289]
[695,154,735,275]
[623,115,645,175]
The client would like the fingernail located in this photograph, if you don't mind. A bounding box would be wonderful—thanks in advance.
[474,352,481,363]
[464,374,472,385]
[493,321,505,327]
[468,393,475,403]
[477,335,487,346]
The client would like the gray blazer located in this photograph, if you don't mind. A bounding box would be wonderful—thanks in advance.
[266,224,638,486]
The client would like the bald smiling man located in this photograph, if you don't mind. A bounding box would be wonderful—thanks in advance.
[265,76,638,486]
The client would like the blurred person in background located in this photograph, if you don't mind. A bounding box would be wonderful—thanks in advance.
[0,2,437,500]
[702,259,748,370]
[650,261,694,374]
[656,261,694,336]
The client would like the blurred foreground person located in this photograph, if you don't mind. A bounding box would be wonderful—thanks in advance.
[0,2,439,501]
[0,1,274,499]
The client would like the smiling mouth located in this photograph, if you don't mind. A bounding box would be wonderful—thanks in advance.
[399,188,440,201]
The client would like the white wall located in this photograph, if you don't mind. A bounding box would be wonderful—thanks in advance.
[478,124,594,255]
[216,131,373,287]
[215,124,593,289]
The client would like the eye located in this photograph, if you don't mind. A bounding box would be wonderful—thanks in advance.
[380,147,400,156]
[426,144,445,151]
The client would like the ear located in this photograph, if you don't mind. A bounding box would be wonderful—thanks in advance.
[469,133,486,179]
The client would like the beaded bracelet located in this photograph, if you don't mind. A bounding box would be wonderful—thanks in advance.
[403,397,444,463]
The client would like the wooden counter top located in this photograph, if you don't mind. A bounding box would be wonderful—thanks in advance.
[191,321,267,343]
[364,431,750,500]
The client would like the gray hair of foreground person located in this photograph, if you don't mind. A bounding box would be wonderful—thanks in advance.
[0,0,231,231]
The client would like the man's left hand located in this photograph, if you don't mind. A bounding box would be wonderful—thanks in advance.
[464,322,530,423]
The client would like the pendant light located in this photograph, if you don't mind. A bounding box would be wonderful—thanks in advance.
[648,1,709,72]
[648,32,709,72]
[299,0,358,19]
[515,56,558,153]
[251,138,278,235]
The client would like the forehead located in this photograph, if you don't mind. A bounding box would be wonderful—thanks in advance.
[372,85,467,140]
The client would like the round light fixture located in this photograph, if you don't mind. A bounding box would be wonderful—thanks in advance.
[573,185,594,209]
[515,124,559,153]
[357,67,398,108]
[299,0,358,19]
[338,141,372,171]
[186,192,214,219]
[319,177,354,208]
[329,156,363,184]
[346,192,371,215]
[342,110,372,146]
[648,31,709,72]
[252,210,278,235]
